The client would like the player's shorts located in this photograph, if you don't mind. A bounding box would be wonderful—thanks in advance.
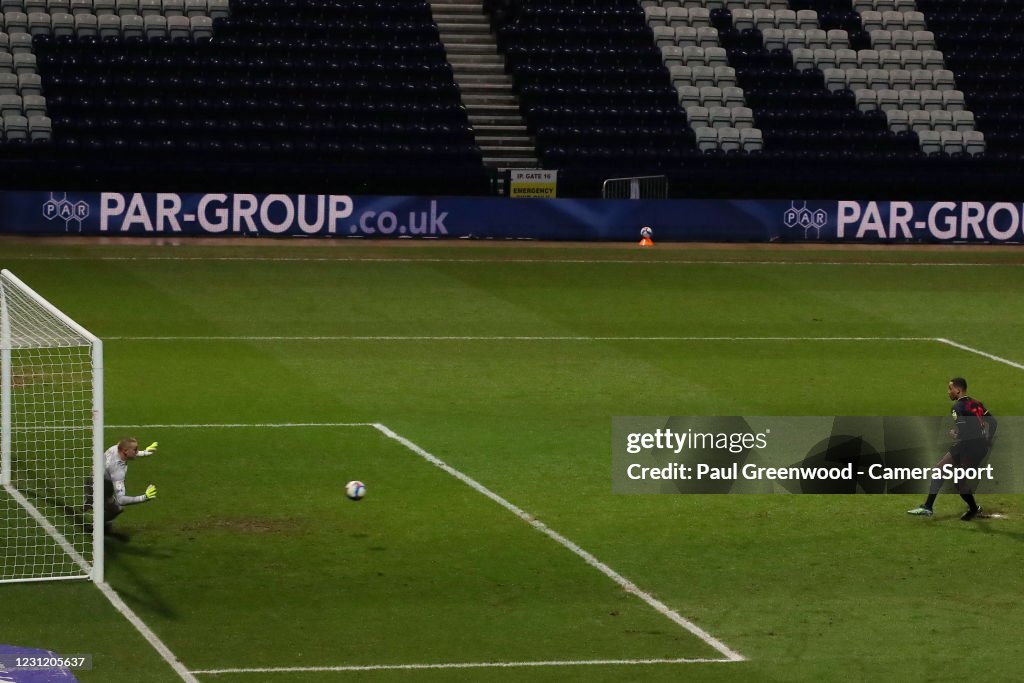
[950,440,989,468]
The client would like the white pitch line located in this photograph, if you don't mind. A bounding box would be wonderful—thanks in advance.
[191,657,733,675]
[372,423,744,663]
[107,335,933,342]
[96,581,199,683]
[934,338,1024,372]
[107,422,372,429]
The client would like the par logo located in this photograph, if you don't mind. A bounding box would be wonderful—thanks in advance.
[42,193,90,232]
[783,201,828,239]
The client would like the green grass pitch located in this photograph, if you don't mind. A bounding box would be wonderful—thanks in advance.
[2,241,1023,682]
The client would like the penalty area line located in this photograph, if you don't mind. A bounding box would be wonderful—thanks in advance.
[373,422,745,663]
[933,338,1024,372]
[190,657,734,675]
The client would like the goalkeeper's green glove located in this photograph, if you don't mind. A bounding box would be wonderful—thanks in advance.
[144,442,158,454]
[145,484,158,500]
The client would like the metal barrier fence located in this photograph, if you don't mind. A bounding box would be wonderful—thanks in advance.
[601,175,669,199]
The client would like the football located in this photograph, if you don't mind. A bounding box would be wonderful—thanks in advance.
[345,480,366,501]
[640,226,653,238]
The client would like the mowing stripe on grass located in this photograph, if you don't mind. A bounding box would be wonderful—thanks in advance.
[190,657,735,675]
[108,335,933,342]
[373,423,744,663]
[934,338,1024,372]
[3,255,1017,266]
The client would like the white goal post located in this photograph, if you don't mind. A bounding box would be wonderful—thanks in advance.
[1,269,104,583]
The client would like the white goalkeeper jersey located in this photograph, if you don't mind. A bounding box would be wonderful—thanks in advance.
[103,445,150,506]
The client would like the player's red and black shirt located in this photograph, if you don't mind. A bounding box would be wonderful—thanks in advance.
[951,396,996,444]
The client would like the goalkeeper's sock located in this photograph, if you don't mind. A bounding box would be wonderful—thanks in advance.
[960,493,978,511]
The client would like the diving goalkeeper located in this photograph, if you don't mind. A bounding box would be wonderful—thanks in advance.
[85,437,159,530]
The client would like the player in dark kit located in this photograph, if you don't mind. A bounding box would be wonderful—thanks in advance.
[908,377,997,520]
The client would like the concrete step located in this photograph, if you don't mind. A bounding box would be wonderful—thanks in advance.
[435,16,490,26]
[473,124,529,134]
[451,62,507,74]
[468,114,524,126]
[441,33,499,44]
[460,82,515,93]
[454,73,514,85]
[466,104,521,116]
[432,3,486,14]
[476,136,535,146]
[463,95,520,106]
[444,42,500,54]
[449,56,505,67]
[480,146,537,155]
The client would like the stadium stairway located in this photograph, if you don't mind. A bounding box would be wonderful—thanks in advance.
[430,0,538,169]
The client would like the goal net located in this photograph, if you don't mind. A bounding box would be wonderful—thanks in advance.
[1,269,103,583]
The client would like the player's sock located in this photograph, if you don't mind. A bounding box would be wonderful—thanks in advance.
[960,493,978,511]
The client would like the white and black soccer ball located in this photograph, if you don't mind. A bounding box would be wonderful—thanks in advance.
[640,226,653,239]
[345,480,366,501]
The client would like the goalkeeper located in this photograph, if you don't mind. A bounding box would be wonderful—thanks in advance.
[85,437,159,530]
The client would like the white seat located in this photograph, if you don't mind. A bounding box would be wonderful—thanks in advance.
[669,65,693,86]
[698,84,722,104]
[846,68,868,91]
[963,130,985,156]
[912,30,935,50]
[696,27,719,48]
[824,68,845,92]
[805,28,827,50]
[4,11,28,33]
[138,0,160,14]
[645,5,667,26]
[93,0,114,14]
[867,68,890,91]
[910,69,932,91]
[791,47,814,72]
[921,50,944,70]
[897,89,921,110]
[941,89,965,112]
[8,30,28,51]
[688,7,710,27]
[933,69,955,91]
[889,69,912,91]
[674,26,698,47]
[73,12,96,36]
[878,49,901,71]
[115,0,137,15]
[857,49,880,70]
[713,65,736,86]
[881,10,903,30]
[687,106,711,128]
[761,27,784,52]
[15,73,39,96]
[731,8,753,31]
[783,28,805,50]
[796,9,817,30]
[721,85,744,107]
[708,105,731,128]
[681,45,704,65]
[952,110,975,132]
[891,29,914,51]
[812,48,836,69]
[774,8,796,29]
[826,28,848,49]
[920,89,943,111]
[885,109,909,133]
[49,12,73,36]
[665,7,688,27]
[717,126,741,152]
[167,13,188,40]
[732,106,754,129]
[21,92,43,117]
[908,109,931,133]
[119,12,141,37]
[11,51,33,76]
[695,126,717,153]
[854,88,877,112]
[142,13,164,38]
[940,130,963,155]
[69,0,91,14]
[205,0,225,19]
[677,84,700,108]
[26,10,47,35]
[161,0,182,15]
[861,10,882,32]
[97,12,119,38]
[752,8,774,31]
[869,29,892,50]
[3,113,26,141]
[930,109,953,132]
[26,113,48,142]
[877,88,900,111]
[0,93,20,117]
[660,45,683,68]
[835,48,858,70]
[653,25,674,47]
[704,46,728,67]
[896,50,921,71]
[740,127,763,153]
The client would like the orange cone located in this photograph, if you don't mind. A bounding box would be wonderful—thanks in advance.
[639,236,654,247]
